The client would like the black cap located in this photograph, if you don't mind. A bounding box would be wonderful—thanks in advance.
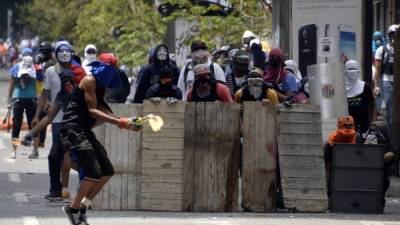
[191,40,208,53]
[38,42,52,56]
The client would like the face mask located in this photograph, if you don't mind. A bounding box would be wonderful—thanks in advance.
[22,55,33,65]
[85,54,96,62]
[345,69,360,81]
[156,46,168,61]
[57,49,72,63]
[248,78,263,99]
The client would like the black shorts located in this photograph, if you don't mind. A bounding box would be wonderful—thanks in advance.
[60,127,114,181]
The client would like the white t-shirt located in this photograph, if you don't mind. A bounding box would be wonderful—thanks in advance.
[44,66,63,123]
[177,61,226,101]
[375,44,394,82]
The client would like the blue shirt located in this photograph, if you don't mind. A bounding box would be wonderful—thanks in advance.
[278,73,299,93]
[9,64,37,99]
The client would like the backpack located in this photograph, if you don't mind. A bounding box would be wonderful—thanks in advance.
[381,45,394,76]
[105,69,130,103]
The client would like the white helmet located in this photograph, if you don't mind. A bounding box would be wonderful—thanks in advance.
[388,24,399,35]
[242,30,256,40]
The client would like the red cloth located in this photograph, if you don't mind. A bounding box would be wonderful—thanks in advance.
[264,48,288,84]
[99,53,118,67]
[70,64,86,85]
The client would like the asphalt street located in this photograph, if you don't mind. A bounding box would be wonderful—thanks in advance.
[0,69,399,225]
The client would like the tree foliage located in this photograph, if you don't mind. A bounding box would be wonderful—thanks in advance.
[19,0,271,67]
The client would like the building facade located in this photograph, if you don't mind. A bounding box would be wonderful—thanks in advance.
[373,0,399,33]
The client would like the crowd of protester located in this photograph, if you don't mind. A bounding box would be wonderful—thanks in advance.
[0,23,398,223]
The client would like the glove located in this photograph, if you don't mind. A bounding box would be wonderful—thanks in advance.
[21,131,34,146]
[150,97,162,103]
[166,97,178,104]
[250,38,261,48]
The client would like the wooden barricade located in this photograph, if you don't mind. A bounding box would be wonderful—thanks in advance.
[242,102,277,212]
[91,104,142,210]
[140,101,186,211]
[183,102,241,212]
[276,104,328,212]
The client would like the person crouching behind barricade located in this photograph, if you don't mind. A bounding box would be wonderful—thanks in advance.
[324,116,357,196]
[234,69,278,104]
[362,121,395,201]
[145,67,182,104]
[187,64,233,103]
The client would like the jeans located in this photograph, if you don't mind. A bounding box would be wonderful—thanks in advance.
[382,80,393,131]
[11,98,36,139]
[48,123,64,194]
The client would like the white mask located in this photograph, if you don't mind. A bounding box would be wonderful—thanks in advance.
[345,70,360,81]
[156,46,168,61]
[57,49,72,63]
[85,54,96,62]
[247,78,263,99]
[22,55,33,65]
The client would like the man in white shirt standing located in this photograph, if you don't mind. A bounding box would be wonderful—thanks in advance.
[374,24,399,131]
[178,40,226,100]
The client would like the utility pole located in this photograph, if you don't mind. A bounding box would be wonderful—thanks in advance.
[391,27,400,176]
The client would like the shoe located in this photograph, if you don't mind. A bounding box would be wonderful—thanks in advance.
[28,150,39,159]
[45,192,63,201]
[79,210,90,225]
[63,205,81,225]
[9,151,16,159]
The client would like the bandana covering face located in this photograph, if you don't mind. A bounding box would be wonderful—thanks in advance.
[344,60,364,98]
[328,116,356,145]
[264,48,288,84]
[89,61,121,89]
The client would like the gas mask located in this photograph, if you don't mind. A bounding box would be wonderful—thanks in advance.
[243,37,255,50]
[156,46,168,61]
[247,78,263,99]
[57,46,72,63]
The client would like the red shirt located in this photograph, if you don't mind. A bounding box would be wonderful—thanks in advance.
[187,83,233,103]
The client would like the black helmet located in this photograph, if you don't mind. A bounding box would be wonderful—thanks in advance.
[191,40,208,53]
[38,42,52,56]
[233,50,250,67]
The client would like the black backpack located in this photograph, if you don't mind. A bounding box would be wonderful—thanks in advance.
[105,69,131,103]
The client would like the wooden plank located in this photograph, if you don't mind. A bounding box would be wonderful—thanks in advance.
[226,103,240,212]
[142,151,184,160]
[277,112,321,124]
[140,203,182,212]
[278,133,323,145]
[283,188,327,200]
[91,123,105,209]
[277,104,321,113]
[278,155,325,167]
[141,182,183,194]
[142,192,182,200]
[142,159,183,169]
[284,198,328,212]
[142,101,186,113]
[277,144,323,156]
[127,174,137,210]
[142,142,184,150]
[278,122,322,134]
[242,102,277,212]
[121,173,128,210]
[183,102,196,211]
[281,177,327,189]
[102,120,112,210]
[280,166,326,178]
[193,103,205,211]
[143,129,184,138]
